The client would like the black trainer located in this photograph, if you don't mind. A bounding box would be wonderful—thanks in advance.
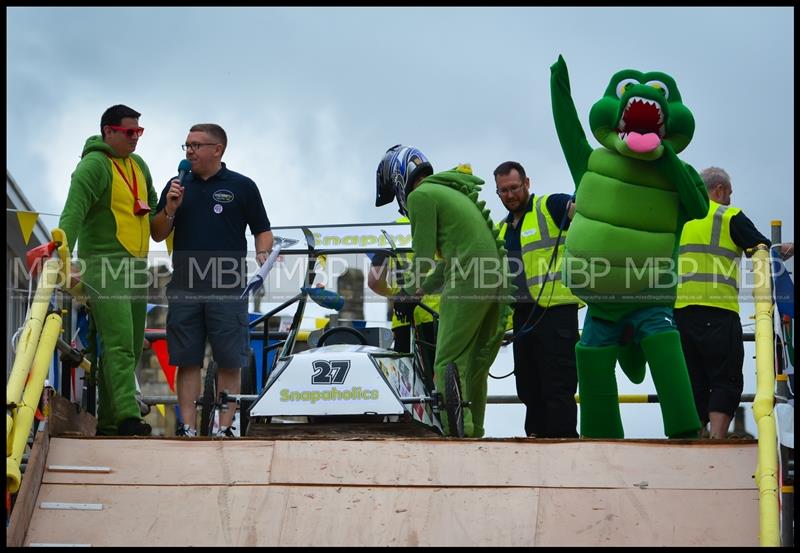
[176,424,197,437]
[118,417,152,436]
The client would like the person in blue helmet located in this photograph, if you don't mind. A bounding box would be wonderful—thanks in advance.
[375,144,513,437]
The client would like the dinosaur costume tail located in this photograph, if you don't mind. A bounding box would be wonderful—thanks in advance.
[575,343,624,438]
[640,330,702,438]
[454,165,516,438]
[617,342,646,384]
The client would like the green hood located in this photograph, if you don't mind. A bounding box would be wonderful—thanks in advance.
[82,134,117,158]
[422,165,485,194]
[409,161,515,313]
[59,134,154,256]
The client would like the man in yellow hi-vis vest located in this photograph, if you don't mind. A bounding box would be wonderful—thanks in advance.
[494,161,584,438]
[675,166,772,439]
[368,217,440,387]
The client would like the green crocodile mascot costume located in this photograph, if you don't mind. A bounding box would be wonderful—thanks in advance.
[376,145,514,437]
[549,56,708,438]
[59,134,157,435]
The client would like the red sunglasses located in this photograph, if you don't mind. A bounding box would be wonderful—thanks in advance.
[107,125,144,138]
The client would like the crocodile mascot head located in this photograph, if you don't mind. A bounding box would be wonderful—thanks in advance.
[588,69,695,161]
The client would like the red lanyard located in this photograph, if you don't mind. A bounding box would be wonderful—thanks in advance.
[109,157,140,200]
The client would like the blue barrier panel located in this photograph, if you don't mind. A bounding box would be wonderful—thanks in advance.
[248,312,281,391]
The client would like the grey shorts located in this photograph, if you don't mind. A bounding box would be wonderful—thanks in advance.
[166,295,250,368]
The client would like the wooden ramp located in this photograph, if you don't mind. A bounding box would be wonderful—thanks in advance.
[20,436,759,546]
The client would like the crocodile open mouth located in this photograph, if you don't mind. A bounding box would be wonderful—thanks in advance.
[617,96,665,139]
[616,96,665,153]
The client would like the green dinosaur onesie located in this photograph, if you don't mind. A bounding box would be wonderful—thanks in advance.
[59,135,157,434]
[550,55,708,438]
[403,165,513,437]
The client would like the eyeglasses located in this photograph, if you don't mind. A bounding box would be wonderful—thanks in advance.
[496,183,524,196]
[108,125,144,138]
[182,142,219,152]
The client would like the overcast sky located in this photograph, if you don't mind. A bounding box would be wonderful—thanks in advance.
[7,7,794,438]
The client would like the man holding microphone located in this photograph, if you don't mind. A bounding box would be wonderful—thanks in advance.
[152,123,272,437]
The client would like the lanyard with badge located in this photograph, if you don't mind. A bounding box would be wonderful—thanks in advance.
[107,155,151,215]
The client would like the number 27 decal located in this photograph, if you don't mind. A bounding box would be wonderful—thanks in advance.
[311,360,351,385]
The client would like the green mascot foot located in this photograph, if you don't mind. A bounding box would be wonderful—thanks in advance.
[641,330,702,438]
[576,344,624,438]
[617,342,646,384]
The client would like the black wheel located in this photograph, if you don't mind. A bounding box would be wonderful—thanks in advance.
[200,361,218,437]
[239,349,257,436]
[82,340,99,416]
[241,348,257,394]
[444,362,465,438]
[83,362,98,417]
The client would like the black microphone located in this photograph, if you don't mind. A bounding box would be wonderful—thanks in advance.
[177,159,192,185]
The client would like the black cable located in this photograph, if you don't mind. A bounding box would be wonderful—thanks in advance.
[488,194,574,380]
[503,193,574,343]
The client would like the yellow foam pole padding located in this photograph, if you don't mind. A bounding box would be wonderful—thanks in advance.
[755,415,780,546]
[50,227,86,302]
[750,247,780,546]
[7,312,62,495]
[51,228,71,288]
[6,257,61,448]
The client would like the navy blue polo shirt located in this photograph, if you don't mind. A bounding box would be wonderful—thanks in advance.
[157,163,270,292]
[504,193,572,302]
[729,212,770,253]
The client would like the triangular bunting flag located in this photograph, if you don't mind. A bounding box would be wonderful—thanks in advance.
[151,338,177,392]
[16,211,39,245]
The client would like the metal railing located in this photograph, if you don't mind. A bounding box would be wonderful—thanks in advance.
[140,392,758,407]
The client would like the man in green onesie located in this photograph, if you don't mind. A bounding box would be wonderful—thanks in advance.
[376,145,513,437]
[58,104,158,436]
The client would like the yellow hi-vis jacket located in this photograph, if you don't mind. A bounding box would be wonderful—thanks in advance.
[675,199,743,313]
[497,194,583,309]
[389,217,441,329]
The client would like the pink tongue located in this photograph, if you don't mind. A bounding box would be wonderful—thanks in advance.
[626,132,661,153]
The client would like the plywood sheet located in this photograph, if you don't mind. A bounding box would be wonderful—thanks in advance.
[25,484,539,546]
[534,488,760,546]
[270,439,757,490]
[43,438,274,486]
[277,485,538,546]
[6,428,49,547]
